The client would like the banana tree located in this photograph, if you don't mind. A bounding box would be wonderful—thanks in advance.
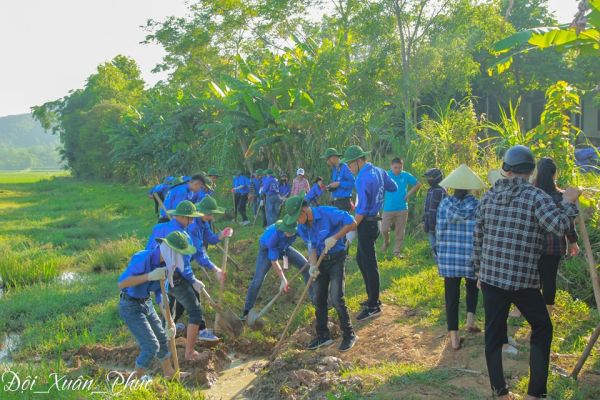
[488,0,600,75]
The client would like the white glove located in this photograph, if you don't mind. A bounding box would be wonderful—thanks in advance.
[221,227,234,238]
[147,267,167,281]
[165,322,176,340]
[309,264,320,278]
[346,231,357,243]
[279,278,289,292]
[324,236,337,254]
[282,256,289,270]
[192,279,206,294]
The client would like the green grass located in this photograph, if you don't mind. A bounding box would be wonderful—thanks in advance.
[1,171,600,399]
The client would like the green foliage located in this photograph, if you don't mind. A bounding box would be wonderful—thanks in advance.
[86,237,142,272]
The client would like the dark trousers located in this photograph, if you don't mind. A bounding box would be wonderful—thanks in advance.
[234,193,249,222]
[481,282,552,398]
[331,197,352,212]
[538,255,561,305]
[444,277,478,331]
[356,219,380,308]
[314,251,353,339]
[168,276,206,331]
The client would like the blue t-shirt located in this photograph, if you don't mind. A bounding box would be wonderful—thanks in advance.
[297,206,355,256]
[233,175,251,195]
[355,163,398,216]
[118,247,164,304]
[162,184,198,218]
[259,224,297,261]
[383,170,418,212]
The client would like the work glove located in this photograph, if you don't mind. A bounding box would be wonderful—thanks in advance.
[324,236,337,254]
[279,277,289,293]
[192,279,206,295]
[147,267,167,281]
[282,256,289,270]
[346,231,357,244]
[213,266,226,284]
[165,321,176,340]
[220,227,234,239]
[309,264,320,279]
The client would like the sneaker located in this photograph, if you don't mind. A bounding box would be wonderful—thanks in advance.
[198,329,220,342]
[239,311,249,321]
[307,336,334,350]
[175,322,186,332]
[339,335,358,352]
[502,344,518,355]
[359,300,382,309]
[356,306,382,322]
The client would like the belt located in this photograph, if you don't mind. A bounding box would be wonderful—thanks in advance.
[120,292,149,303]
[320,250,346,261]
[364,216,381,222]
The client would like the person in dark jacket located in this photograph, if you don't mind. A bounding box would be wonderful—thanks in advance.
[534,157,579,314]
[422,168,446,255]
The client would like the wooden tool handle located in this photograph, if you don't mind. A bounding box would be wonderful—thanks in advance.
[160,280,180,378]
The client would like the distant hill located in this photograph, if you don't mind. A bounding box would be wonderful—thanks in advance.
[0,113,62,170]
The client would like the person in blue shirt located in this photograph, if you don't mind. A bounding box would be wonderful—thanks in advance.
[118,231,194,380]
[341,145,398,322]
[148,176,182,219]
[381,158,421,258]
[321,148,355,212]
[279,173,291,199]
[161,174,209,222]
[305,176,325,207]
[260,169,281,226]
[282,195,358,352]
[232,170,251,225]
[240,218,314,320]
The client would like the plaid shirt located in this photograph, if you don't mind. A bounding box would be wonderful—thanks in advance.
[473,177,578,291]
[423,186,447,233]
[435,195,478,279]
[542,190,578,256]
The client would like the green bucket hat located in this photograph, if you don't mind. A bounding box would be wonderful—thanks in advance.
[340,145,370,164]
[275,218,297,234]
[282,193,305,221]
[195,195,225,215]
[321,147,342,159]
[168,200,204,217]
[264,169,274,175]
[156,231,196,255]
[207,168,220,177]
[255,169,263,175]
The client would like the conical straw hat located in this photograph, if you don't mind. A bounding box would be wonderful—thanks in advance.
[440,164,487,190]
[487,169,504,186]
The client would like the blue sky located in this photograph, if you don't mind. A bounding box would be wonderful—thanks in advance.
[0,0,581,117]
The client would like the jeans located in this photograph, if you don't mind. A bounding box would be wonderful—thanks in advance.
[356,219,381,308]
[331,198,352,212]
[315,251,353,339]
[234,193,249,222]
[119,296,170,370]
[244,246,313,312]
[427,232,437,256]
[538,255,561,305]
[481,282,552,398]
[169,276,205,329]
[265,194,282,226]
[444,277,478,331]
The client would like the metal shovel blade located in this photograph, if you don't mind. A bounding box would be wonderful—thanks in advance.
[246,308,265,331]
[216,309,244,337]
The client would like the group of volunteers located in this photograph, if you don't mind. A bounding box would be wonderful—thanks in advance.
[123,143,580,400]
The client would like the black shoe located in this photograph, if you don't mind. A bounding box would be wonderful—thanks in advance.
[339,335,358,352]
[239,311,248,321]
[359,300,382,308]
[356,306,382,322]
[307,336,334,350]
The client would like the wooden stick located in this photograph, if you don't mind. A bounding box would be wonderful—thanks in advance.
[160,280,180,379]
[270,252,327,361]
[214,237,229,334]
[576,205,600,314]
[571,322,600,380]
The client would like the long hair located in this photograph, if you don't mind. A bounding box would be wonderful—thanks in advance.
[535,157,558,195]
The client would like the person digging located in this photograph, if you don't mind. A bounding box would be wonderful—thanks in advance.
[117,231,195,381]
[240,216,314,321]
[282,195,358,352]
[145,200,200,251]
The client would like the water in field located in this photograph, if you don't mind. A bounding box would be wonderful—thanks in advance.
[58,271,81,284]
[202,352,266,400]
[0,333,20,362]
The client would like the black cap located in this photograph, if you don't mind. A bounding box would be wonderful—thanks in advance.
[423,168,443,185]
[502,145,535,174]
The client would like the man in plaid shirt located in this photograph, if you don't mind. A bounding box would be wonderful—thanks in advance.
[473,145,580,400]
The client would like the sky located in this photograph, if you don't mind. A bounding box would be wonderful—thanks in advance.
[0,0,581,117]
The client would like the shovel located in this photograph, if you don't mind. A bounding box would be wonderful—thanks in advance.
[160,280,180,380]
[270,251,327,361]
[199,284,243,337]
[247,262,310,330]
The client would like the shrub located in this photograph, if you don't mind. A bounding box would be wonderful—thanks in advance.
[86,237,142,272]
